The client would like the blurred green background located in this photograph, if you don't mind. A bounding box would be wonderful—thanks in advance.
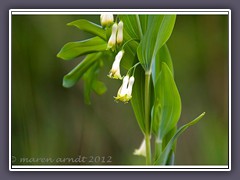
[11,15,228,165]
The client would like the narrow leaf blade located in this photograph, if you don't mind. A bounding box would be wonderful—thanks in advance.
[152,44,174,85]
[57,37,107,60]
[131,66,146,133]
[137,15,176,71]
[63,52,102,88]
[67,19,106,40]
[154,112,205,165]
[153,62,181,139]
[83,61,100,105]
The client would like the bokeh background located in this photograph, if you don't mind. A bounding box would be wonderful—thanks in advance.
[11,14,229,165]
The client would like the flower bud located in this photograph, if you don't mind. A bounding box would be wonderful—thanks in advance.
[117,21,124,44]
[119,75,129,96]
[107,23,118,50]
[100,14,114,27]
[108,50,124,79]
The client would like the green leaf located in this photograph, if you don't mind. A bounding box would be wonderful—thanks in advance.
[119,15,141,40]
[152,45,176,164]
[152,44,174,85]
[57,36,107,60]
[63,52,102,88]
[83,62,99,104]
[154,112,205,165]
[67,19,106,40]
[121,41,138,70]
[137,15,176,71]
[166,151,175,165]
[139,15,149,34]
[154,116,176,164]
[92,81,107,95]
[82,60,107,104]
[162,126,177,150]
[162,126,177,165]
[131,65,146,134]
[152,62,181,140]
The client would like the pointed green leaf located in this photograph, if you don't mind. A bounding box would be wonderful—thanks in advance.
[119,15,141,40]
[131,66,146,133]
[162,127,177,165]
[82,60,107,104]
[153,120,177,164]
[162,126,177,150]
[83,61,100,104]
[137,15,176,71]
[153,62,181,139]
[63,52,102,88]
[152,44,176,164]
[152,44,174,85]
[67,19,106,40]
[83,64,97,104]
[154,112,205,165]
[57,36,107,60]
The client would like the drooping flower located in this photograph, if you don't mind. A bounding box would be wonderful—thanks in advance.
[114,75,135,103]
[133,139,146,157]
[100,14,114,27]
[108,50,124,79]
[116,21,124,45]
[107,23,118,50]
[127,76,134,97]
[115,75,129,101]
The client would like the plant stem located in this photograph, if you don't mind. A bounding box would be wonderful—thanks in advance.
[145,72,151,165]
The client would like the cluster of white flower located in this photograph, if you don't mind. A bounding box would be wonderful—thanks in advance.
[100,14,135,103]
[107,21,124,50]
[101,14,145,157]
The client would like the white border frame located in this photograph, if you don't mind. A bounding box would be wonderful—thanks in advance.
[9,9,231,171]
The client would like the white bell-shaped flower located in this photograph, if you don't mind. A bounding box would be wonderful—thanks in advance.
[127,76,135,97]
[117,21,124,44]
[108,50,124,79]
[133,139,146,157]
[107,23,118,50]
[115,75,129,102]
[114,75,135,103]
[100,14,114,27]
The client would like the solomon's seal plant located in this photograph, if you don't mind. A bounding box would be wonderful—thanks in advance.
[57,13,205,165]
